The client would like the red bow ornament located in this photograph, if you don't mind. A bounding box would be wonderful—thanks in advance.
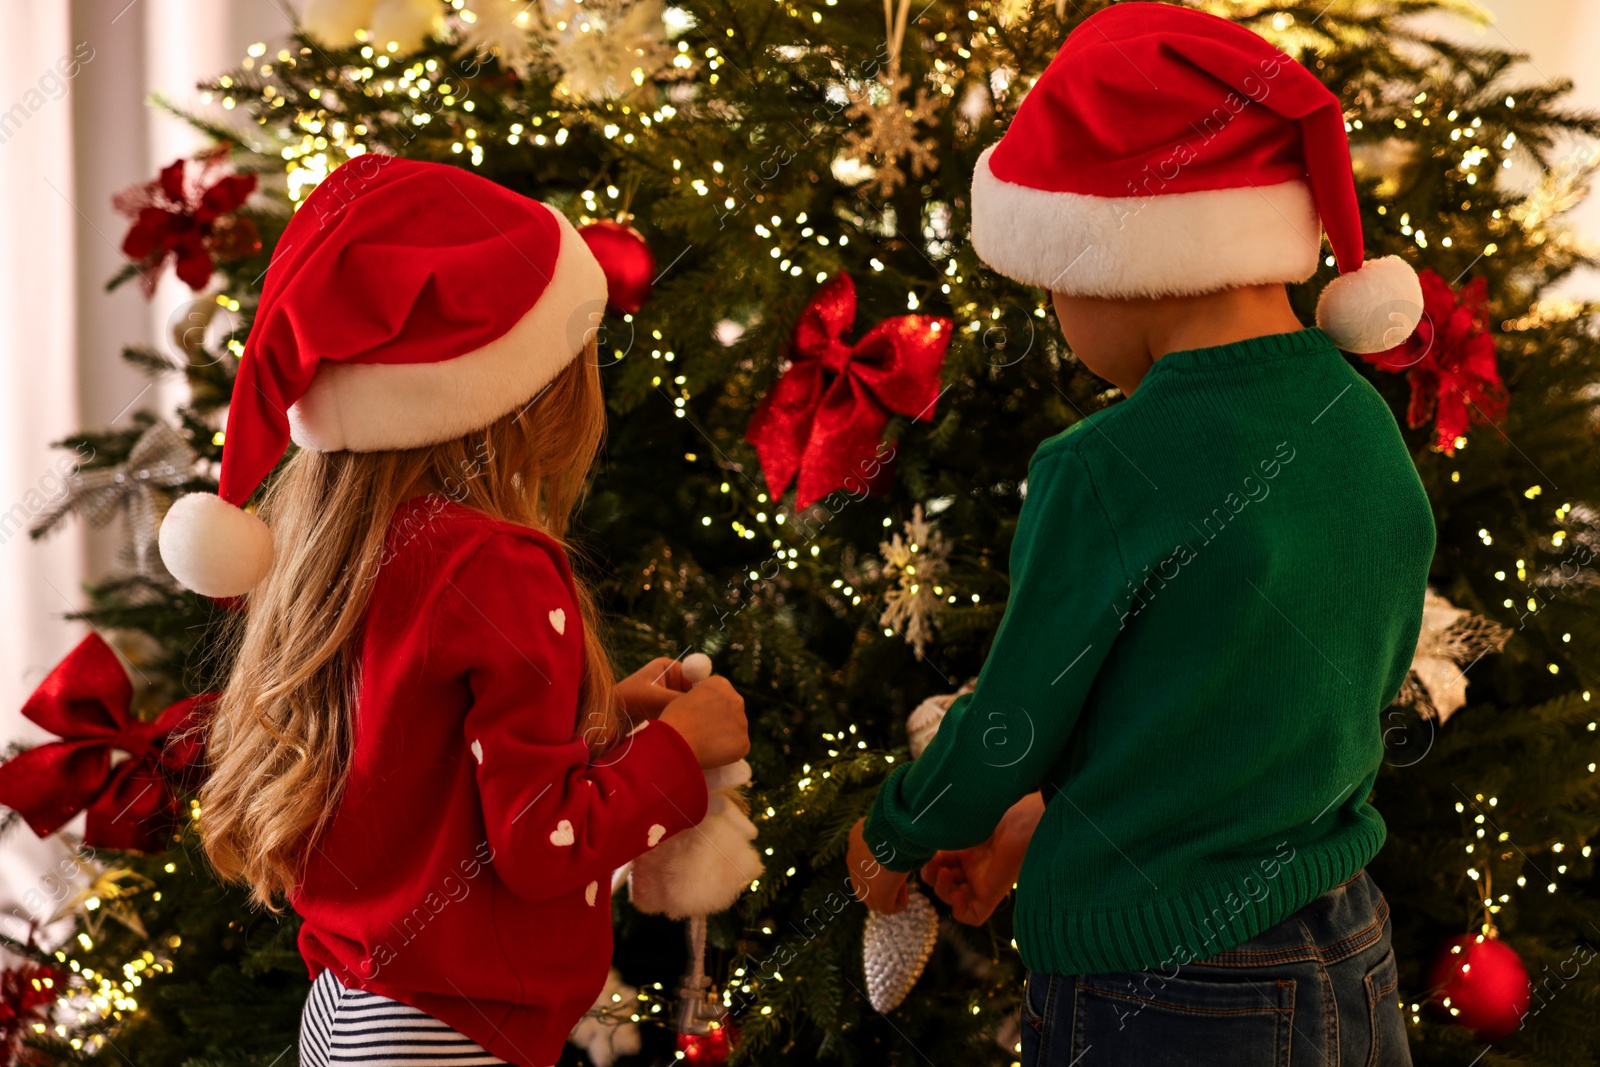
[0,636,213,852]
[114,149,260,298]
[746,274,951,508]
[1361,269,1506,455]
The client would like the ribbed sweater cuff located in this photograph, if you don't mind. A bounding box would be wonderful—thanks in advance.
[862,764,937,874]
[1015,819,1384,976]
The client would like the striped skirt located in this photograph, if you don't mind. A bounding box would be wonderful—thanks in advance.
[300,970,507,1066]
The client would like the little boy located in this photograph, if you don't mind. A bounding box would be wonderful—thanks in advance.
[847,5,1432,1064]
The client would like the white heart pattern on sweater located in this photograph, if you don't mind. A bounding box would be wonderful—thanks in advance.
[550,819,575,847]
[585,880,599,907]
[646,823,666,847]
[548,608,566,635]
[470,739,483,764]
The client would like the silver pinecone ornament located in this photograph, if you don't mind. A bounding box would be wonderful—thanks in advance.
[863,886,939,1013]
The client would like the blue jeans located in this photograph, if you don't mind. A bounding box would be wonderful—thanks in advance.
[1020,869,1411,1066]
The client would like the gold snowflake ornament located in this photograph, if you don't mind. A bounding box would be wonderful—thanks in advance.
[878,504,950,660]
[843,72,941,198]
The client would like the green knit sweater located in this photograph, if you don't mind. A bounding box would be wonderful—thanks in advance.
[865,327,1435,977]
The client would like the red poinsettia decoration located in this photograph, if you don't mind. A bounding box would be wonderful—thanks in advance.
[113,148,260,297]
[0,960,63,1064]
[1360,268,1507,454]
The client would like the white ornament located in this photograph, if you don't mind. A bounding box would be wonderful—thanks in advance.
[300,0,377,47]
[646,823,667,847]
[567,966,642,1067]
[548,607,566,634]
[368,0,442,54]
[1397,588,1510,724]
[550,819,576,846]
[470,739,483,764]
[906,694,952,760]
[457,0,539,76]
[906,682,974,759]
[544,0,669,101]
[630,758,763,919]
[863,888,940,1013]
[682,652,713,685]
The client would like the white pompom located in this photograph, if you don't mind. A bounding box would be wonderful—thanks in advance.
[682,652,713,685]
[1315,254,1423,355]
[158,492,274,598]
[299,0,377,47]
[368,0,442,54]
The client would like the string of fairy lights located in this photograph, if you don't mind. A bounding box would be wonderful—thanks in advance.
[31,802,201,1054]
[30,3,1593,1059]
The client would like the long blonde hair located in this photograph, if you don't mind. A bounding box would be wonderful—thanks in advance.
[200,349,617,909]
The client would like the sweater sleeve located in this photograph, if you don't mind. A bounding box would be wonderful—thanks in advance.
[864,447,1129,872]
[434,531,710,903]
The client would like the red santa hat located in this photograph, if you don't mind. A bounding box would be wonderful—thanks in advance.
[970,2,1421,354]
[157,155,607,598]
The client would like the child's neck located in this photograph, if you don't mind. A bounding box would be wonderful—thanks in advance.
[1142,284,1306,367]
[1056,283,1306,396]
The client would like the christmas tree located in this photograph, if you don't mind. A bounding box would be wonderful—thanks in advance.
[4,1,1600,1064]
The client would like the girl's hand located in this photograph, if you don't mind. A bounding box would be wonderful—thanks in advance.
[657,676,749,768]
[616,657,693,723]
[847,817,910,913]
[920,792,1044,925]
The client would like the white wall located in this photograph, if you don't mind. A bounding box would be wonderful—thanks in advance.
[1427,0,1600,297]
[0,3,90,950]
[0,0,291,951]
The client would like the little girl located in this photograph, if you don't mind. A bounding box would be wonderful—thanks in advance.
[157,156,748,1067]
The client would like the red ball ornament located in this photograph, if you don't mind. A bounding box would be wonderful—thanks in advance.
[578,218,655,315]
[1426,934,1531,1041]
[675,1021,735,1066]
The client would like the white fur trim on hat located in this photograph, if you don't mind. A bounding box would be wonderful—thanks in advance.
[1314,254,1423,354]
[970,146,1321,298]
[157,492,275,599]
[287,207,609,453]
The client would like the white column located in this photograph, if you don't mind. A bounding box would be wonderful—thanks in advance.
[0,1,90,955]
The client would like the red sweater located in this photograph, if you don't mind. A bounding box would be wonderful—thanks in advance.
[293,497,710,1066]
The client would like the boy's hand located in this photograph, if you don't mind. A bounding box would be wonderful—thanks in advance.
[921,792,1044,925]
[847,818,909,913]
[921,841,1018,926]
[616,657,693,722]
